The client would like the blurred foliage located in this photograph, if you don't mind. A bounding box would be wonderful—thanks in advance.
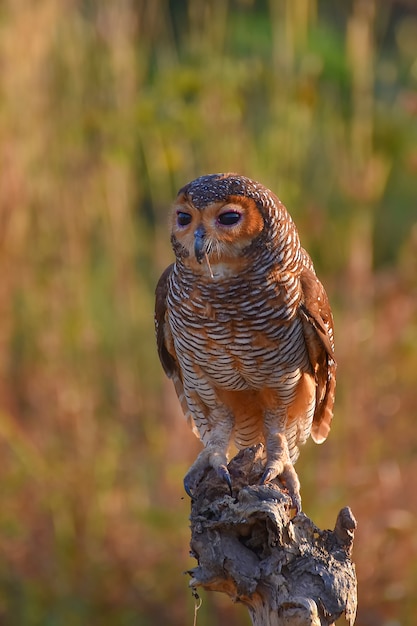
[0,0,416,624]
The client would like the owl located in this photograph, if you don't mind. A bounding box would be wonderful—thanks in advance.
[155,173,336,510]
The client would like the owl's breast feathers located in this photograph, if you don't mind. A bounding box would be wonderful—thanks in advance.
[172,260,299,358]
[156,247,335,444]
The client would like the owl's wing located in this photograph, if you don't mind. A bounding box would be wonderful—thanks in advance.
[155,265,199,436]
[299,254,336,444]
[155,264,178,378]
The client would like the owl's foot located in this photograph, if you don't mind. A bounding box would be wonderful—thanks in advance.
[261,462,301,512]
[184,449,232,498]
[261,434,302,512]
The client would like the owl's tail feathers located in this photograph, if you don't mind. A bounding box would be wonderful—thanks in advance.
[311,362,336,444]
[311,415,331,444]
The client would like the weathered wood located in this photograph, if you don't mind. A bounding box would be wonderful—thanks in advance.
[188,444,357,625]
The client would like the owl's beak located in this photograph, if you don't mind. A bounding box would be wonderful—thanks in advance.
[194,225,206,263]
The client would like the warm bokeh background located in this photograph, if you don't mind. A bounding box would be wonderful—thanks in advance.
[0,0,416,624]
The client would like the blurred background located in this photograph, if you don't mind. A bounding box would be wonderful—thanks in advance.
[0,0,416,624]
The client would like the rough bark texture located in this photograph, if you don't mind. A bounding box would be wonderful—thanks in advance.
[188,444,357,626]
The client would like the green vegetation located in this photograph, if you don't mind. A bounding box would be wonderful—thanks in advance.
[0,1,416,624]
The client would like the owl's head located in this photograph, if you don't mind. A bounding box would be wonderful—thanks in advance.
[170,173,291,278]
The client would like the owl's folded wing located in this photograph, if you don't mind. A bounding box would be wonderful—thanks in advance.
[154,264,179,378]
[299,260,336,444]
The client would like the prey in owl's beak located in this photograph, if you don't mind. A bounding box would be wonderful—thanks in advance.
[194,225,214,278]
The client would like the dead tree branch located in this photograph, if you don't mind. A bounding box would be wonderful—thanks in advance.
[188,444,357,626]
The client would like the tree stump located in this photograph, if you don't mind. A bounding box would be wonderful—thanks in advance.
[187,444,357,626]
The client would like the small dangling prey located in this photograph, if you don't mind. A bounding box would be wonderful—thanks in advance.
[204,252,214,279]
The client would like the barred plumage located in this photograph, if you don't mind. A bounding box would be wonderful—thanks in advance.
[155,173,336,509]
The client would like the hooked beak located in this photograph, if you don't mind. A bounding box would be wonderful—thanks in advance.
[194,225,206,263]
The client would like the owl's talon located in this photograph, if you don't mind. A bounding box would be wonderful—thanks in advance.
[260,467,274,486]
[291,493,302,515]
[183,475,195,499]
[183,446,231,498]
[217,464,232,495]
[183,463,232,498]
[260,464,302,512]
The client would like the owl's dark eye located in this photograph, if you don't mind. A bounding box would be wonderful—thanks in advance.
[177,211,192,227]
[217,211,241,226]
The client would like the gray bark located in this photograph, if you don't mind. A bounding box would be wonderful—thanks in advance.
[187,444,357,625]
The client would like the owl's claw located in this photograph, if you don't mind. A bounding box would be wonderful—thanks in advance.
[289,491,302,514]
[217,464,233,495]
[183,475,195,499]
[184,451,232,498]
[260,467,274,485]
[260,464,302,513]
